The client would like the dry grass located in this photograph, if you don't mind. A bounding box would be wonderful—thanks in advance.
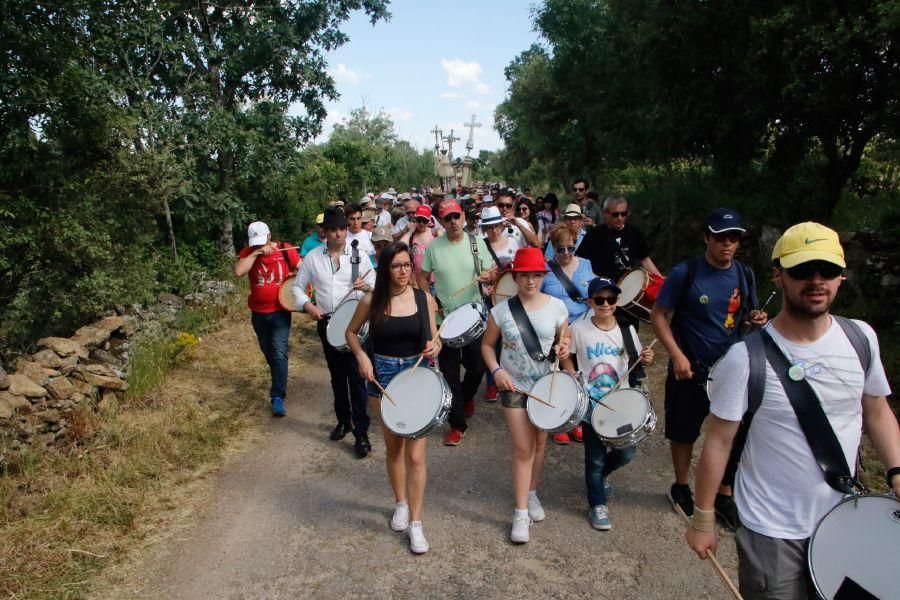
[0,293,271,600]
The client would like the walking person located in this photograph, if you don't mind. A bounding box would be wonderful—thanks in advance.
[346,242,441,554]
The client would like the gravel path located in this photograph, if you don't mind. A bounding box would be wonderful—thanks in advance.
[101,321,737,599]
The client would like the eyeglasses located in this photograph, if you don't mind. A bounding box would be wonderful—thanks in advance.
[415,217,429,224]
[573,187,586,192]
[517,206,530,212]
[711,232,742,244]
[390,262,412,272]
[564,215,582,221]
[784,260,843,281]
[497,203,514,209]
[608,211,628,218]
[591,295,618,305]
[442,213,462,222]
[555,245,577,254]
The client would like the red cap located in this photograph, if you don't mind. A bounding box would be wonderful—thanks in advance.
[509,247,550,273]
[437,200,463,219]
[415,205,432,219]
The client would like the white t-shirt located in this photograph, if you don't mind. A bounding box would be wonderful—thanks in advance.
[486,236,519,271]
[346,229,375,260]
[710,318,890,539]
[483,217,533,246]
[569,318,642,400]
[491,296,568,390]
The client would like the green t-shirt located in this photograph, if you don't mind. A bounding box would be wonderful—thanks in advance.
[421,233,494,314]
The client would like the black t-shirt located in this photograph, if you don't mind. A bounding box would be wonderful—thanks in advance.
[575,223,650,281]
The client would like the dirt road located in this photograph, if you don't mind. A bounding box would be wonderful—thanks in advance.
[96,320,737,599]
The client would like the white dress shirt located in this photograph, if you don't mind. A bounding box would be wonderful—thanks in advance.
[291,244,376,315]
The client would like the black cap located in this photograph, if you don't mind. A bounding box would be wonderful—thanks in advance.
[322,207,348,228]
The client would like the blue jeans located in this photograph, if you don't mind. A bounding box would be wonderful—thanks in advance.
[368,354,419,397]
[584,417,636,507]
[250,310,292,400]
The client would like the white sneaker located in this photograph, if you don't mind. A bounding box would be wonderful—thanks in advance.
[408,521,429,554]
[510,513,532,543]
[527,491,545,522]
[391,502,409,532]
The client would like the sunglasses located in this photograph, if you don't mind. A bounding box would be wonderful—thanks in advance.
[573,187,586,192]
[497,203,514,209]
[591,295,618,305]
[517,206,530,212]
[555,245,577,254]
[711,232,742,244]
[415,217,430,224]
[784,260,843,280]
[442,213,462,223]
[608,210,627,218]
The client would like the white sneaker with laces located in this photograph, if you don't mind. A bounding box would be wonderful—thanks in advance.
[510,512,532,543]
[527,491,545,522]
[408,521,429,554]
[391,502,409,532]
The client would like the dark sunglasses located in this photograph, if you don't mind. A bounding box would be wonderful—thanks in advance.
[442,213,462,222]
[591,295,618,305]
[517,205,530,212]
[497,203,514,209]
[573,187,586,192]
[415,217,430,224]
[608,210,627,218]
[711,232,742,244]
[555,245,577,254]
[784,260,843,281]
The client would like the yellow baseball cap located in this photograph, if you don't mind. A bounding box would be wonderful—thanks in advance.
[315,213,324,225]
[771,222,845,268]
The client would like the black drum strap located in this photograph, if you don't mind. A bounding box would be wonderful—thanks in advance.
[413,287,430,352]
[485,242,503,271]
[350,240,360,283]
[467,232,487,303]
[615,319,645,385]
[548,259,585,303]
[508,295,554,362]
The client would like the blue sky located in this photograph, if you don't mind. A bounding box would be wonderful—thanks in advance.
[312,0,542,152]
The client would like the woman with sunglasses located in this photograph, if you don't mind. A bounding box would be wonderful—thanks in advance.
[516,197,541,244]
[399,205,436,286]
[540,224,598,444]
[482,247,571,544]
[346,242,441,554]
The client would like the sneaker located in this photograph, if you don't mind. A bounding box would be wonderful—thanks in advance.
[571,424,584,443]
[464,398,476,417]
[510,513,532,543]
[443,428,465,446]
[484,384,499,401]
[589,504,612,530]
[272,396,286,417]
[714,493,741,531]
[390,502,409,532]
[603,479,614,500]
[527,492,545,522]
[408,521,429,554]
[552,432,570,445]
[668,483,694,517]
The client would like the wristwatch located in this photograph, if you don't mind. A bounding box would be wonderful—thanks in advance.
[887,466,900,489]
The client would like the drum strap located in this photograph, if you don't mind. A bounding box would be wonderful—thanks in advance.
[548,259,585,303]
[485,242,504,271]
[413,287,430,352]
[508,295,554,362]
[350,240,360,284]
[467,233,487,303]
[616,319,645,385]
[278,242,295,275]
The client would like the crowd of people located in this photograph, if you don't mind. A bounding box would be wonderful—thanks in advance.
[234,181,899,599]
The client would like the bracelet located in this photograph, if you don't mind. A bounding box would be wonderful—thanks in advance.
[490,366,504,376]
[691,507,716,532]
[887,466,900,489]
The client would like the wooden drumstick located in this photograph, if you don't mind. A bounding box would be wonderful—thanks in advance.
[513,388,556,409]
[370,379,397,407]
[610,338,657,393]
[406,321,447,380]
[450,276,480,298]
[673,504,743,600]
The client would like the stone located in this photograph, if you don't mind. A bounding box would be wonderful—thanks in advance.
[158,292,184,307]
[0,365,8,390]
[0,391,31,412]
[72,379,97,396]
[16,360,51,386]
[72,326,110,349]
[0,397,12,419]
[37,336,89,359]
[46,376,76,400]
[98,389,119,414]
[82,363,123,378]
[7,374,47,398]
[90,348,122,367]
[82,371,128,391]
[93,315,128,335]
[34,409,60,424]
[38,432,56,445]
[32,348,63,369]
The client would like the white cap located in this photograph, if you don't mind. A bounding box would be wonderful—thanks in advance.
[247,221,270,246]
[387,187,397,195]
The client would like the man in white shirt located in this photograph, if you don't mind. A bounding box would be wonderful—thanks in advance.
[344,203,376,264]
[392,197,421,241]
[685,222,900,599]
[374,194,393,227]
[494,189,540,247]
[292,208,377,458]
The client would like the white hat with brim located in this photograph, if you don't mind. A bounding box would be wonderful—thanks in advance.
[479,206,503,227]
[248,221,270,246]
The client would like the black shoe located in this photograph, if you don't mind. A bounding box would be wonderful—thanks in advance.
[668,483,694,517]
[354,434,371,458]
[714,493,741,531]
[329,422,351,441]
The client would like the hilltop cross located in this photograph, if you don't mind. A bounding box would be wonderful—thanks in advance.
[443,129,460,158]
[464,114,481,155]
[430,125,443,150]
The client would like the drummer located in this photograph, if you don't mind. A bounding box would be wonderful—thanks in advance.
[346,242,441,554]
[481,247,570,544]
[417,199,496,446]
[291,208,376,458]
[234,221,301,417]
[560,277,653,531]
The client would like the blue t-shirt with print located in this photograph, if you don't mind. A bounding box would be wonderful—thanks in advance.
[541,257,596,323]
[656,256,758,369]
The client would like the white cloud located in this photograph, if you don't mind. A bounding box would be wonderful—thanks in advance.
[441,58,483,88]
[474,82,490,95]
[387,107,413,122]
[328,63,368,86]
[465,101,481,109]
[440,92,461,100]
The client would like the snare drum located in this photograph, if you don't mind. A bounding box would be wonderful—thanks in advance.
[808,494,900,599]
[381,366,452,438]
[325,297,368,352]
[589,387,656,448]
[491,272,517,306]
[278,275,298,311]
[440,302,487,348]
[617,268,664,322]
[527,371,590,433]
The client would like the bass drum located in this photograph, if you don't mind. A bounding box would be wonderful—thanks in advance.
[278,275,298,311]
[491,272,517,306]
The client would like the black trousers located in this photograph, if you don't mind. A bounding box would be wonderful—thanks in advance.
[438,334,485,432]
[316,319,370,436]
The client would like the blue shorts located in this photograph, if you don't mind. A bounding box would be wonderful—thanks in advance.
[367,354,420,397]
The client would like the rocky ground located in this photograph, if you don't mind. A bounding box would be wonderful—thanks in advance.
[92,319,737,600]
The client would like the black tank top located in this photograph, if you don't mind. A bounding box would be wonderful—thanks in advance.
[373,312,423,357]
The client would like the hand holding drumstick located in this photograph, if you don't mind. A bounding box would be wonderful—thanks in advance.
[406,321,446,379]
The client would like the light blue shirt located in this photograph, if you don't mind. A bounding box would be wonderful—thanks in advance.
[544,228,586,260]
[541,257,595,322]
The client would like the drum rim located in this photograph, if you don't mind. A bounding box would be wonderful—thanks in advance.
[590,388,654,443]
[527,371,587,432]
[381,366,452,438]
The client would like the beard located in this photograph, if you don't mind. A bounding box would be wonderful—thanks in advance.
[782,282,834,318]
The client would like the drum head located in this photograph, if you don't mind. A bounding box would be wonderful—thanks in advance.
[278,276,297,311]
[440,303,484,340]
[590,388,651,440]
[528,372,582,431]
[808,495,900,599]
[617,269,648,305]
[381,367,445,436]
[326,299,360,347]
[492,273,517,306]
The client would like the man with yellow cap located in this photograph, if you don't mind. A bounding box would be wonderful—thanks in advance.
[685,222,900,599]
[300,213,326,257]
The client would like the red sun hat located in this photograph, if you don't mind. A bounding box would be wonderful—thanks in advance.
[509,247,550,273]
[437,200,463,219]
[415,205,432,219]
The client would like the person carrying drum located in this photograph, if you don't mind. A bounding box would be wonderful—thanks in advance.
[541,223,598,445]
[417,199,496,446]
[234,221,301,418]
[345,242,441,554]
[650,208,767,529]
[481,247,571,544]
[560,277,653,530]
[291,208,376,458]
[685,223,900,599]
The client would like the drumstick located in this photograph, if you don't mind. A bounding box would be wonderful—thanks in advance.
[758,290,776,313]
[335,268,375,307]
[610,338,658,393]
[513,388,556,409]
[673,504,743,600]
[370,379,397,407]
[548,354,559,409]
[406,321,447,379]
[450,276,480,298]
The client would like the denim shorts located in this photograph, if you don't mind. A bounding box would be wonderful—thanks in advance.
[367,354,420,397]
